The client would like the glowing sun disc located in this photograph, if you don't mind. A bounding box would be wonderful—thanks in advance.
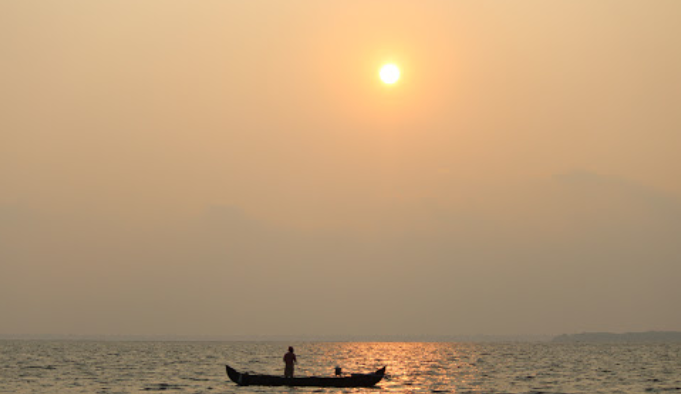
[380,64,400,84]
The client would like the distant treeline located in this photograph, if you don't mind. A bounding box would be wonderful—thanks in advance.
[553,331,681,343]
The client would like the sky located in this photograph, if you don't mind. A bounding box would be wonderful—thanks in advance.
[1,0,680,338]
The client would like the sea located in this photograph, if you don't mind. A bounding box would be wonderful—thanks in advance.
[1,341,680,394]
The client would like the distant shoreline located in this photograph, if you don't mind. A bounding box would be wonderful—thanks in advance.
[3,331,681,343]
[552,331,681,343]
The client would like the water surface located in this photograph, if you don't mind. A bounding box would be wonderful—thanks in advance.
[1,341,680,393]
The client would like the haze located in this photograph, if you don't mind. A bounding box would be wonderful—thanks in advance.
[2,1,680,338]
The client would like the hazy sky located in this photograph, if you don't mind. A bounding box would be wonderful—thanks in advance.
[2,1,680,338]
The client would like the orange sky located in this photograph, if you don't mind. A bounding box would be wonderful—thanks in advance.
[2,1,680,337]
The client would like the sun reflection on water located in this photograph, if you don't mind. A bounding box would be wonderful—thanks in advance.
[303,342,483,393]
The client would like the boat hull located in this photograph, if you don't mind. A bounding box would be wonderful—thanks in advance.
[225,365,386,387]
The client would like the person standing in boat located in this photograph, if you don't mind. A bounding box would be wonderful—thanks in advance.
[283,346,297,378]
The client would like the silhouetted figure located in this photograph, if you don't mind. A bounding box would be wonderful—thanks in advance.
[335,366,342,376]
[283,346,297,378]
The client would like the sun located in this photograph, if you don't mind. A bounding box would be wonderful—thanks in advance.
[379,64,400,84]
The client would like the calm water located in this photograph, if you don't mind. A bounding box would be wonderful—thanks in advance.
[1,341,680,394]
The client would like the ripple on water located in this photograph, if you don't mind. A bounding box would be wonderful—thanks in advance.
[142,383,187,391]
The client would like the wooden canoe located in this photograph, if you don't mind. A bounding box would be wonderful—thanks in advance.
[225,365,386,387]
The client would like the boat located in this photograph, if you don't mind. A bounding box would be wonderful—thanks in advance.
[225,365,386,387]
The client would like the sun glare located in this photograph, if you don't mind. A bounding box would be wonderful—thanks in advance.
[380,64,400,84]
